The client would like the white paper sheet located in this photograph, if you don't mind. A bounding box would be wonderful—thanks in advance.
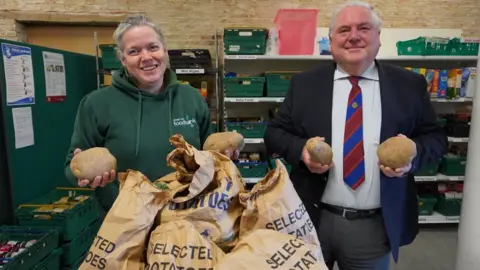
[1,43,35,106]
[43,51,66,102]
[12,107,34,149]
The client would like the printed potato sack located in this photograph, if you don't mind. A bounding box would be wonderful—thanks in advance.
[79,170,173,270]
[239,159,320,247]
[155,134,246,252]
[377,135,417,169]
[214,229,328,270]
[146,220,225,270]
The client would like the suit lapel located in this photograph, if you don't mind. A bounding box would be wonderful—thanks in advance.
[316,63,335,146]
[377,61,401,142]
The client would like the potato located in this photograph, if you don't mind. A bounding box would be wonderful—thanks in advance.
[70,147,117,181]
[305,137,333,164]
[377,136,417,169]
[203,132,245,153]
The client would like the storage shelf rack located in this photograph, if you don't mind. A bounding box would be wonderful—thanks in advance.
[217,29,479,225]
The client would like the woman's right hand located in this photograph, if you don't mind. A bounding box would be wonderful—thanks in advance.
[73,148,116,188]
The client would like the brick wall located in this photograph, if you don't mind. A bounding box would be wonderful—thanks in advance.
[0,0,479,51]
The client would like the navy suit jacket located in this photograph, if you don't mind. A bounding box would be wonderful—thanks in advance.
[263,60,448,262]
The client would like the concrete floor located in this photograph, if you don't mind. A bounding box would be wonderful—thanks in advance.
[333,225,458,270]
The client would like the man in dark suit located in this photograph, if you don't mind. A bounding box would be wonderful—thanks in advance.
[263,1,447,269]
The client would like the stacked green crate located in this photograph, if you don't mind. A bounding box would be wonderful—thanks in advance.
[224,76,265,97]
[225,121,267,138]
[435,193,462,216]
[99,44,123,69]
[438,154,466,176]
[32,248,63,270]
[223,27,268,55]
[418,194,437,216]
[415,158,442,176]
[15,187,101,268]
[236,161,269,178]
[0,226,60,270]
[396,36,479,56]
[265,71,297,97]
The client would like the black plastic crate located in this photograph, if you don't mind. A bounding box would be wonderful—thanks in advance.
[168,49,212,69]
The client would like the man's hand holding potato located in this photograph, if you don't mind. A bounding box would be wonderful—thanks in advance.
[302,137,334,174]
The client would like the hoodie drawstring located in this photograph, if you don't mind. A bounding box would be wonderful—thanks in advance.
[135,91,143,156]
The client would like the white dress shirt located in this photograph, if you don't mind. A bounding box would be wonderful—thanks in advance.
[321,63,382,210]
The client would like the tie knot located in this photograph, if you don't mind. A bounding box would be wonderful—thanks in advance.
[348,76,360,86]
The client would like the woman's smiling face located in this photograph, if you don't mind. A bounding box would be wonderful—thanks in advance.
[120,25,168,90]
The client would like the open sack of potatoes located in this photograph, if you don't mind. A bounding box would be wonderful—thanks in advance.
[154,134,246,252]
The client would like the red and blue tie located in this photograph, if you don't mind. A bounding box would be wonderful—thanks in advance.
[343,76,365,190]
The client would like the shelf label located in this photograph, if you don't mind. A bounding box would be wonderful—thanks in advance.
[448,176,465,181]
[175,69,205,74]
[244,138,263,144]
[227,55,257,60]
[445,216,459,222]
[231,98,259,102]
[418,216,426,222]
[415,176,436,182]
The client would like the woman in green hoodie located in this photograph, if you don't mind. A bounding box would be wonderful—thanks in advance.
[64,14,237,212]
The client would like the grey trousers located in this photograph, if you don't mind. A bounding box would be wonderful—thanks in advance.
[318,208,391,270]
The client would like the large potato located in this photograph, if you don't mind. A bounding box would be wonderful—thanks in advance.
[70,147,117,180]
[305,137,333,164]
[203,131,245,153]
[377,136,417,169]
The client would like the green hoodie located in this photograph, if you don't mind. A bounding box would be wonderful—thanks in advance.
[64,68,212,211]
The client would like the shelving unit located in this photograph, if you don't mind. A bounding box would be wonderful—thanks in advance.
[92,31,222,131]
[217,28,479,225]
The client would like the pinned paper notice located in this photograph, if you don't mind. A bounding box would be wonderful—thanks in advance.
[12,107,34,149]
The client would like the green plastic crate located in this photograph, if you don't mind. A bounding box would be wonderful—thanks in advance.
[62,252,86,270]
[0,226,60,270]
[438,155,466,176]
[31,248,63,270]
[99,44,123,70]
[61,219,101,266]
[265,72,297,97]
[236,161,269,178]
[224,76,265,97]
[396,37,450,56]
[225,122,266,138]
[435,197,462,216]
[415,158,441,176]
[15,187,99,242]
[269,157,292,174]
[418,196,437,216]
[224,28,267,55]
[448,38,479,56]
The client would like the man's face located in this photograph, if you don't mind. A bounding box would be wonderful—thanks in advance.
[330,6,381,68]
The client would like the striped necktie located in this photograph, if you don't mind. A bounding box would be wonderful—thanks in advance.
[343,76,365,190]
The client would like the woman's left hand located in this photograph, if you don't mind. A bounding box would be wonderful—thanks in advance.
[223,149,240,160]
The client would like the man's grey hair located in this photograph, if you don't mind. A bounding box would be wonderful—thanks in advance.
[328,1,382,38]
[112,14,167,58]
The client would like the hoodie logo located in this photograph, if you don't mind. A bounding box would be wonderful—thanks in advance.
[173,115,197,128]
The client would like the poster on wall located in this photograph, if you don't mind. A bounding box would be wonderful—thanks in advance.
[1,43,35,106]
[12,106,34,149]
[42,51,66,102]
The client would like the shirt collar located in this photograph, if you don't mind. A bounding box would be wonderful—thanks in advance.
[334,62,379,81]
